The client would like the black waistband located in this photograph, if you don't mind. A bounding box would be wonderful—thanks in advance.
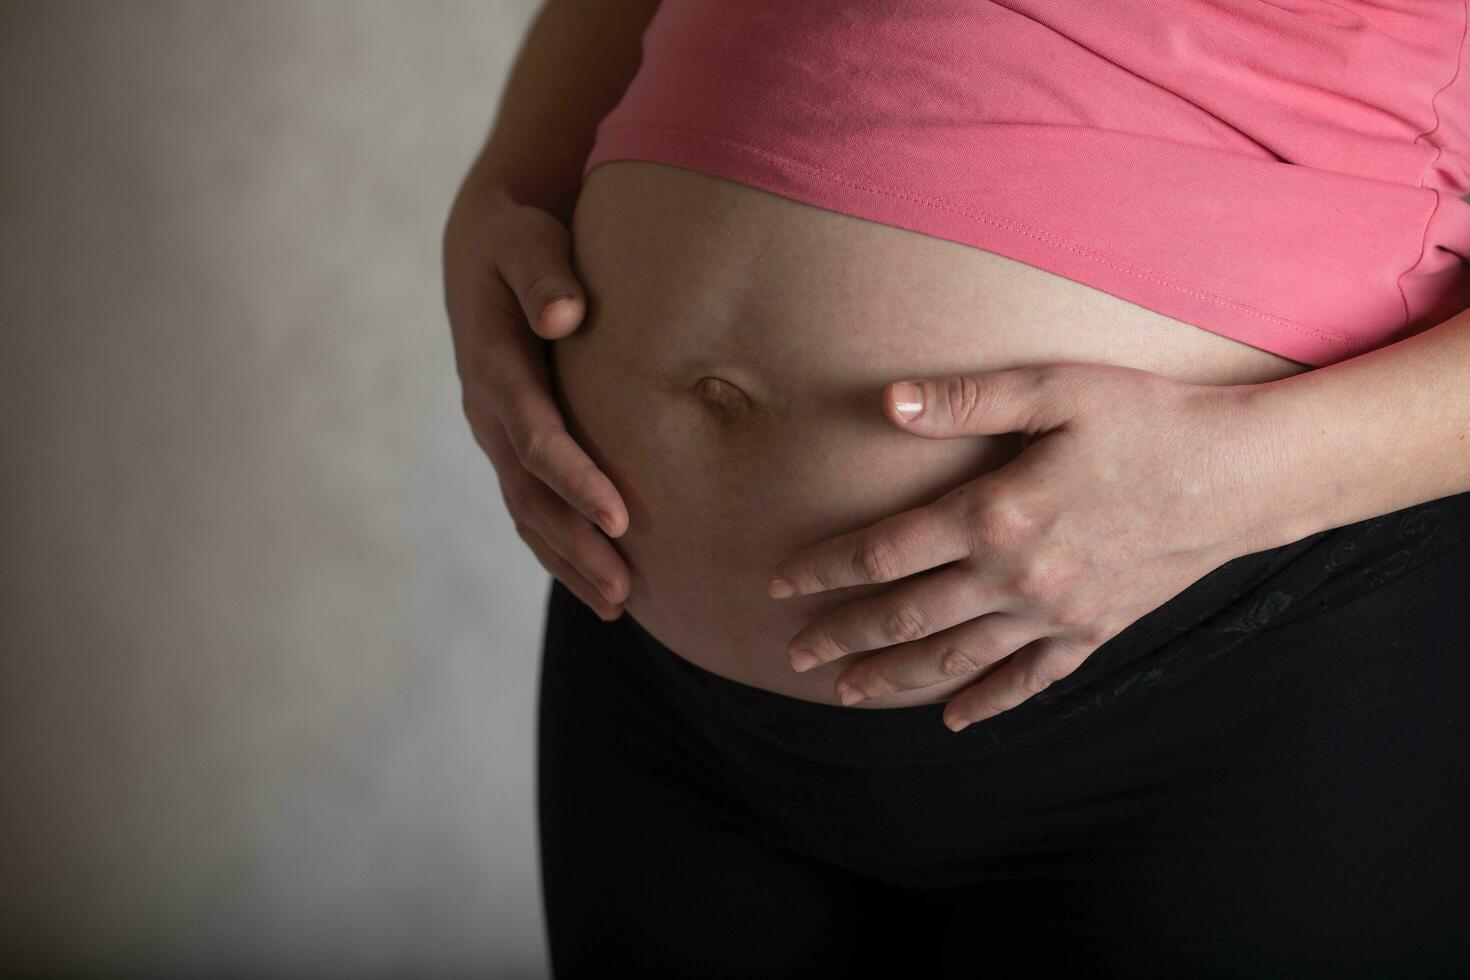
[608,489,1470,767]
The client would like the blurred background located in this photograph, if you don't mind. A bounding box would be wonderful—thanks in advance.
[1,2,555,976]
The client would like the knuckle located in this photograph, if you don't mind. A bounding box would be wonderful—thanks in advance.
[939,647,979,677]
[942,374,984,425]
[885,605,928,644]
[1012,558,1068,605]
[523,268,570,311]
[1051,594,1097,631]
[970,498,1031,548]
[854,537,901,583]
[518,424,564,475]
[806,562,839,592]
[1019,664,1056,696]
[818,627,853,657]
[840,672,876,699]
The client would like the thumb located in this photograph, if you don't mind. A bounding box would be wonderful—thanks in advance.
[883,367,1074,439]
[495,202,586,341]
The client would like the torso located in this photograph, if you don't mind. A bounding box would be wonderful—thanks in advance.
[551,160,1312,708]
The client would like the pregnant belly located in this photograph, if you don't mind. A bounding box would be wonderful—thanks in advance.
[551,160,1311,708]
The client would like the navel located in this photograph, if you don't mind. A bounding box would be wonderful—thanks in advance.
[692,374,754,418]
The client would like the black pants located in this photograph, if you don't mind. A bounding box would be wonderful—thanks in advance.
[536,491,1470,978]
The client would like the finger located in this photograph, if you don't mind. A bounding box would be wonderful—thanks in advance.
[831,611,1043,704]
[505,465,630,607]
[785,563,997,673]
[494,203,587,340]
[470,357,629,537]
[942,636,1094,732]
[768,493,972,599]
[472,418,631,596]
[446,199,629,537]
[516,518,625,622]
[883,364,1078,440]
[453,251,628,540]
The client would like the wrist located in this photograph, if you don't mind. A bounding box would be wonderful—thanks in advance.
[1228,371,1378,551]
[1197,378,1328,558]
[1196,308,1470,560]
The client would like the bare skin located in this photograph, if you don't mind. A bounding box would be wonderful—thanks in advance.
[441,0,659,622]
[546,159,1314,708]
[445,2,1470,724]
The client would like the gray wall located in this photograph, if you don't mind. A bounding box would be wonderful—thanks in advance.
[1,3,554,976]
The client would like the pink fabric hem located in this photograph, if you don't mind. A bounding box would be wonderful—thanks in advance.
[586,123,1450,368]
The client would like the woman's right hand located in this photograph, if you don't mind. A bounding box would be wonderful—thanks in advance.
[442,177,629,621]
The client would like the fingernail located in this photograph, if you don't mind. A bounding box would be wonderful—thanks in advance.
[837,682,866,706]
[541,294,575,322]
[891,382,924,421]
[595,578,618,604]
[789,648,820,673]
[945,711,971,733]
[592,509,616,535]
[768,576,795,599]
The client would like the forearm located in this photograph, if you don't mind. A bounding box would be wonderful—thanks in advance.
[458,0,660,225]
[1238,304,1470,548]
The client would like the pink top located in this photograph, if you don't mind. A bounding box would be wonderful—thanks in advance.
[582,0,1470,367]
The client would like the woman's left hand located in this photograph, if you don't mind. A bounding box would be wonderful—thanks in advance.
[766,362,1293,732]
